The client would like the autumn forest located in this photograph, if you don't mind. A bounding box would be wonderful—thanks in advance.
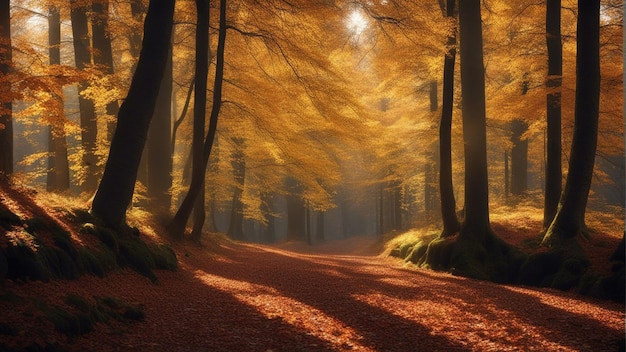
[0,0,624,350]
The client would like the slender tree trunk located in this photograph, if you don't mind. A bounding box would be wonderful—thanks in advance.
[543,0,600,245]
[316,210,325,242]
[227,140,246,240]
[439,0,461,237]
[543,0,563,230]
[458,0,491,238]
[91,0,119,140]
[147,43,173,214]
[47,6,70,192]
[286,181,306,241]
[70,0,99,193]
[90,0,176,229]
[168,0,226,238]
[0,0,13,177]
[510,119,529,195]
[425,80,438,217]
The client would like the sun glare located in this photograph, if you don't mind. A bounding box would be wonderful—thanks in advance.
[346,10,368,37]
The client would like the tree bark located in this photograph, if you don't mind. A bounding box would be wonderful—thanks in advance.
[91,0,119,140]
[543,0,563,230]
[510,119,528,195]
[70,0,99,193]
[439,0,461,237]
[90,0,176,229]
[46,6,70,192]
[0,0,13,177]
[458,0,491,238]
[543,0,600,245]
[227,140,246,240]
[147,43,173,214]
[167,0,226,238]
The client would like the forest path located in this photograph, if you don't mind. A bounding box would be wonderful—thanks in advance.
[64,237,623,351]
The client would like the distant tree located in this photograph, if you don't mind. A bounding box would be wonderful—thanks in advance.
[509,80,529,196]
[0,0,12,177]
[543,0,600,245]
[90,0,176,229]
[46,5,70,192]
[70,0,99,192]
[438,0,461,237]
[227,138,246,240]
[543,0,563,230]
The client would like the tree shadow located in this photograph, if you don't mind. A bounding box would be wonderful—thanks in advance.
[190,243,623,351]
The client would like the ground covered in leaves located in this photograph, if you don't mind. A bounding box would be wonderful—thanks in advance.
[1,235,624,351]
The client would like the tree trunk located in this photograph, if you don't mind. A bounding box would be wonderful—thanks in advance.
[543,0,563,230]
[227,140,246,240]
[510,119,528,195]
[90,0,176,229]
[167,0,226,238]
[91,0,119,140]
[0,0,13,177]
[46,6,70,192]
[147,43,173,214]
[458,0,491,238]
[439,0,461,237]
[424,80,438,217]
[287,191,306,241]
[543,0,600,245]
[70,0,99,193]
[316,210,325,242]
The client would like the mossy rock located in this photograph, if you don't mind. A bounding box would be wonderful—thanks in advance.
[518,251,562,286]
[150,244,178,271]
[39,246,80,280]
[44,305,95,338]
[398,242,415,259]
[581,265,625,302]
[4,244,51,282]
[118,236,157,283]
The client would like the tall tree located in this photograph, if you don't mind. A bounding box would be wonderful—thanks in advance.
[189,0,210,243]
[46,5,70,192]
[70,0,99,192]
[90,0,176,229]
[543,0,563,229]
[543,0,600,245]
[168,0,226,239]
[146,44,173,214]
[91,0,119,140]
[458,0,490,237]
[0,0,12,177]
[438,0,461,237]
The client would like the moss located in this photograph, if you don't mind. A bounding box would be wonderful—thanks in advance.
[150,244,178,271]
[405,241,427,264]
[421,237,455,271]
[518,251,562,286]
[118,236,157,283]
[0,206,21,230]
[398,242,415,259]
[65,294,93,313]
[45,305,94,338]
[4,244,51,282]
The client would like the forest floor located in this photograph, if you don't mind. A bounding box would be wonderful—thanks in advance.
[1,230,625,351]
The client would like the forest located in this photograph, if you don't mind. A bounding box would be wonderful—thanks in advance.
[0,0,624,351]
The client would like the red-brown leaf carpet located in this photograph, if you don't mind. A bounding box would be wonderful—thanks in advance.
[1,237,624,351]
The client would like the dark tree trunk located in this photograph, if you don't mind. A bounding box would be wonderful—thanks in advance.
[510,119,529,195]
[458,0,491,238]
[168,0,226,238]
[377,184,384,235]
[70,0,99,193]
[439,0,461,237]
[147,44,173,214]
[90,0,176,229]
[543,0,563,230]
[391,178,402,231]
[91,0,119,140]
[287,198,306,241]
[543,0,600,245]
[189,0,210,243]
[227,140,246,240]
[46,6,70,192]
[316,210,325,242]
[260,192,275,243]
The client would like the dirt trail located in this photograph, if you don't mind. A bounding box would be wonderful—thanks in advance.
[4,238,625,351]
